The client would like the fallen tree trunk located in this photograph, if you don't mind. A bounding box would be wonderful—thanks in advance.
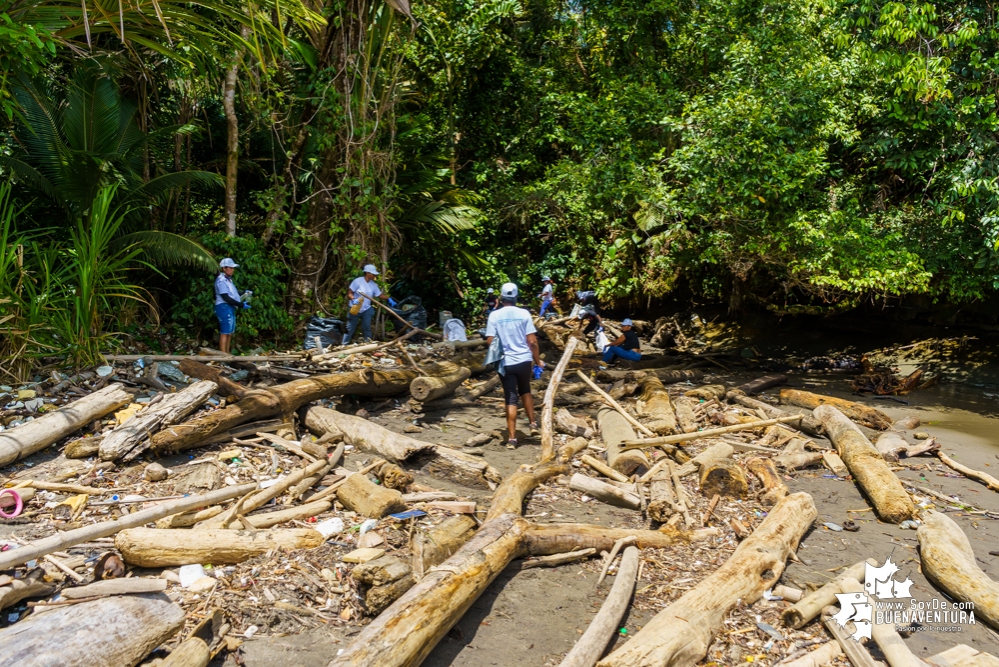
[555,409,594,439]
[558,436,590,463]
[410,365,471,402]
[303,406,501,489]
[736,374,788,395]
[0,384,132,467]
[637,376,677,435]
[875,430,909,463]
[699,458,748,499]
[746,457,788,506]
[115,527,325,566]
[179,358,247,398]
[99,380,217,461]
[916,510,999,629]
[557,545,639,667]
[781,559,871,629]
[411,515,478,580]
[593,369,703,383]
[569,473,640,510]
[727,390,822,436]
[420,374,502,410]
[675,443,734,477]
[647,471,680,522]
[774,435,824,470]
[337,472,408,518]
[328,459,696,667]
[936,451,999,493]
[0,569,54,610]
[0,594,185,667]
[781,389,892,430]
[622,416,803,450]
[151,367,453,455]
[673,396,698,433]
[814,404,914,523]
[541,338,580,461]
[598,406,650,477]
[597,493,817,667]
[0,483,257,570]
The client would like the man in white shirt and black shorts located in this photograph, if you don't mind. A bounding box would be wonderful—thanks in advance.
[485,283,545,449]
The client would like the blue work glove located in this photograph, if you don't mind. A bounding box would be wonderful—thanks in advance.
[388,297,398,307]
[532,365,543,380]
[350,297,361,306]
[242,302,251,310]
[596,326,604,333]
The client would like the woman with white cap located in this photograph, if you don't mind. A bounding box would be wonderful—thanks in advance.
[485,283,544,448]
[602,318,642,364]
[538,276,555,317]
[214,257,249,353]
[343,264,391,345]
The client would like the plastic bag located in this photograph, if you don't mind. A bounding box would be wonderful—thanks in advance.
[391,295,428,331]
[443,318,468,342]
[303,316,344,350]
[484,334,506,376]
[595,330,610,352]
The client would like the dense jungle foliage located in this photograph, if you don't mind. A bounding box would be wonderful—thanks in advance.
[1,0,997,373]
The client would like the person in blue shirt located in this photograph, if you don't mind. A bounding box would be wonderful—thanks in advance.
[602,318,642,364]
[214,257,249,353]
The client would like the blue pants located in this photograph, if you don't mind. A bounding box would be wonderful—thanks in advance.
[602,346,641,364]
[344,307,375,344]
[215,303,236,335]
[540,298,553,317]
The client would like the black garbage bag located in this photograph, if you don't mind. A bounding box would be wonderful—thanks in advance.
[303,316,344,350]
[391,295,427,331]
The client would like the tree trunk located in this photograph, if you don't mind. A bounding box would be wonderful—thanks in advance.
[598,406,650,477]
[673,396,699,433]
[746,457,788,505]
[115,528,324,567]
[699,458,748,499]
[916,510,999,629]
[781,559,871,629]
[647,471,680,522]
[555,409,594,438]
[781,389,892,430]
[411,515,477,580]
[0,569,55,611]
[813,404,915,523]
[637,375,677,435]
[0,594,185,667]
[569,473,640,510]
[736,374,788,395]
[774,435,824,470]
[179,358,247,398]
[727,390,822,436]
[597,493,817,667]
[675,443,734,477]
[874,430,909,463]
[594,369,703,383]
[0,384,132,467]
[541,337,580,460]
[410,366,471,402]
[336,472,408,518]
[99,380,217,461]
[222,38,243,237]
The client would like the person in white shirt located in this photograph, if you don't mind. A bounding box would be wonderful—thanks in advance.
[538,276,556,317]
[485,283,545,448]
[344,264,391,344]
[214,257,249,353]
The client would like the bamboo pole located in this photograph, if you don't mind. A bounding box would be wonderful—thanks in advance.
[575,371,654,437]
[621,415,802,450]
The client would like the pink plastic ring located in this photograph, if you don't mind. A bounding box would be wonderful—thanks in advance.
[0,489,23,519]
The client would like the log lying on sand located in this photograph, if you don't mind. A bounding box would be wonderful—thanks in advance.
[936,451,999,493]
[179,357,247,398]
[99,380,218,461]
[0,384,132,467]
[328,460,698,667]
[782,559,872,629]
[115,528,325,567]
[337,472,408,518]
[775,435,824,470]
[875,430,910,463]
[814,405,915,523]
[569,473,640,509]
[647,471,681,522]
[555,408,593,439]
[420,373,502,410]
[673,396,699,432]
[637,375,677,435]
[0,569,54,611]
[0,593,185,667]
[303,406,500,489]
[781,389,892,430]
[747,457,788,506]
[558,436,590,463]
[151,366,453,455]
[597,493,817,667]
[594,369,703,383]
[675,443,734,478]
[541,338,581,461]
[410,364,471,402]
[598,406,650,477]
[727,390,822,436]
[781,641,842,667]
[412,515,478,579]
[699,457,748,499]
[916,510,999,629]
[736,374,788,395]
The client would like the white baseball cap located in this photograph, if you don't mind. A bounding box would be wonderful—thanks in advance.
[362,264,380,275]
[501,282,518,299]
[622,318,634,327]
[220,258,238,268]
[487,288,494,293]
[542,276,552,282]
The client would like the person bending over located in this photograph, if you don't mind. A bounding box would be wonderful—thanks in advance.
[602,318,642,364]
[485,283,545,449]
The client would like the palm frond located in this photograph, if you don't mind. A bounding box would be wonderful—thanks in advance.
[116,230,217,271]
[123,170,223,207]
[397,201,481,233]
[0,156,62,204]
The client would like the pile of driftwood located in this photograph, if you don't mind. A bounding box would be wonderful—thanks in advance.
[0,328,997,667]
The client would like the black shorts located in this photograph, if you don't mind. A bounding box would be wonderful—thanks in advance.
[501,361,533,405]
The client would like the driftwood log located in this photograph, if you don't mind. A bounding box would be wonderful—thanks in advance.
[699,457,748,499]
[0,569,54,610]
[179,357,248,398]
[746,457,788,505]
[598,407,650,477]
[412,515,477,579]
[115,528,325,566]
[814,404,914,523]
[569,473,640,510]
[727,390,822,436]
[410,364,471,402]
[593,369,704,383]
[337,472,408,518]
[303,406,501,489]
[0,594,185,667]
[636,375,677,435]
[673,396,699,433]
[99,380,217,461]
[736,374,788,395]
[541,337,580,461]
[675,443,734,477]
[597,492,817,667]
[916,510,999,629]
[875,430,909,462]
[775,435,824,470]
[647,471,680,522]
[936,451,999,493]
[0,384,131,467]
[555,409,594,439]
[558,436,590,463]
[781,389,892,430]
[782,559,871,629]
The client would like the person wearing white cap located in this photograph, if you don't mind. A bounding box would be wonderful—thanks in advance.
[486,283,544,448]
[537,276,556,317]
[602,318,642,364]
[482,287,499,320]
[343,264,392,344]
[214,257,249,353]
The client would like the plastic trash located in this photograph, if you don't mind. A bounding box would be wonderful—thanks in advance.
[315,518,345,538]
[391,296,428,332]
[303,316,345,350]
[96,365,115,377]
[443,318,468,342]
[157,363,187,383]
[179,564,208,587]
[358,519,378,536]
[823,522,843,532]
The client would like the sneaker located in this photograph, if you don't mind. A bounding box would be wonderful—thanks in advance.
[506,438,518,450]
[529,422,540,436]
